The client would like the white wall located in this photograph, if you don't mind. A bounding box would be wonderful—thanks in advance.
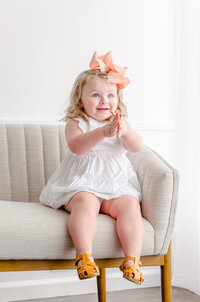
[0,0,176,127]
[0,0,177,300]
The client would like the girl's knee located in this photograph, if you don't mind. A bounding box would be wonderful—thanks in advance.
[68,191,100,214]
[111,196,141,217]
[123,196,141,213]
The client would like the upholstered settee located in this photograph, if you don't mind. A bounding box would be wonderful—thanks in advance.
[0,123,179,302]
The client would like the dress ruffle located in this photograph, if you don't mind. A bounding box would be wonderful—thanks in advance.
[73,118,87,133]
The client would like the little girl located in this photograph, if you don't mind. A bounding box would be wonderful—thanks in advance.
[40,51,144,285]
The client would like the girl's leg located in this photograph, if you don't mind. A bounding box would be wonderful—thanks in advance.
[100,195,144,261]
[64,191,101,257]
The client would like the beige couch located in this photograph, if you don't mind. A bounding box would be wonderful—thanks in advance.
[0,123,179,302]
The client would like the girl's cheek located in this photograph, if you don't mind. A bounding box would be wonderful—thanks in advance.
[110,97,117,105]
[112,100,118,111]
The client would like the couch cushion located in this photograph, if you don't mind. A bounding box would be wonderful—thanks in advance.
[0,200,154,259]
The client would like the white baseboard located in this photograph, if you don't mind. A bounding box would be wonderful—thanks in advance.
[172,274,200,297]
[0,267,161,302]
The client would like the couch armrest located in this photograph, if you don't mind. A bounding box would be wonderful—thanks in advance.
[127,145,179,255]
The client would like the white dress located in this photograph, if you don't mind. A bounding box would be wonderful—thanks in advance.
[39,117,141,209]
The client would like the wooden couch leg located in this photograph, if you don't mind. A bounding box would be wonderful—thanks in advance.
[161,243,172,302]
[97,268,106,302]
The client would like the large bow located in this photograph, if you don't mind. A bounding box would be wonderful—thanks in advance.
[89,51,130,89]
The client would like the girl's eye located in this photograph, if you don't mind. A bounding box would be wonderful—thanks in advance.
[108,94,114,98]
[92,93,99,97]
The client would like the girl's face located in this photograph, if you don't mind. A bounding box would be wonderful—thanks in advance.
[81,77,118,122]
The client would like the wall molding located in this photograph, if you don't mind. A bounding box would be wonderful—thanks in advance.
[132,122,176,132]
[0,268,161,302]
[0,120,176,132]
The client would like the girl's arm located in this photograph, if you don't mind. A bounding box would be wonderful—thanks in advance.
[120,120,143,153]
[65,117,118,154]
[65,119,104,154]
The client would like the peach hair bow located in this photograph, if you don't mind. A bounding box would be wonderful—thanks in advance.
[89,51,130,89]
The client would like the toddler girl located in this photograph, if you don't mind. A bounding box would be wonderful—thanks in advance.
[40,51,144,285]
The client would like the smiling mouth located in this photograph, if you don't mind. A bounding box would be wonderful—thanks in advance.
[97,108,110,110]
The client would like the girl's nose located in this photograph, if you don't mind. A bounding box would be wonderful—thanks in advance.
[100,96,108,104]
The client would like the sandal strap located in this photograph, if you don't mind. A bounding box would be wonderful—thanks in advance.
[121,256,142,269]
[124,265,144,283]
[77,261,99,274]
[75,253,93,266]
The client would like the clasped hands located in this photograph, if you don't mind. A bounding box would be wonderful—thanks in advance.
[102,110,127,138]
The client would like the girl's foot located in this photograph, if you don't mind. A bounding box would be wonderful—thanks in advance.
[120,257,144,285]
[75,253,100,280]
[76,255,94,267]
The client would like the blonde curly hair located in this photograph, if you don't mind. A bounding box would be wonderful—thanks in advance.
[62,69,127,122]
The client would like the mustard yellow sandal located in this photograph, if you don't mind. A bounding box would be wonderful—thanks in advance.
[120,257,144,285]
[75,253,100,280]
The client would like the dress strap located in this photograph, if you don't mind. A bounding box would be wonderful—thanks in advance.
[73,117,87,133]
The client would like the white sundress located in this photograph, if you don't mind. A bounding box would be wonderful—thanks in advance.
[39,117,141,209]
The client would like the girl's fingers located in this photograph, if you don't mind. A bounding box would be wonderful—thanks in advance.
[110,115,118,127]
[117,117,120,137]
[117,114,123,138]
[118,123,122,137]
[111,110,119,118]
[110,115,115,123]
[117,120,121,138]
[109,111,123,137]
[111,109,115,116]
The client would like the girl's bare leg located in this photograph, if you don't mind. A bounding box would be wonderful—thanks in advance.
[64,191,101,258]
[100,195,144,266]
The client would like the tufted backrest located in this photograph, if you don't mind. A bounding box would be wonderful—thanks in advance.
[0,124,66,202]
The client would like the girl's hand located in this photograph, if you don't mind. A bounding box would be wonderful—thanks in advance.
[102,114,119,137]
[111,110,128,138]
